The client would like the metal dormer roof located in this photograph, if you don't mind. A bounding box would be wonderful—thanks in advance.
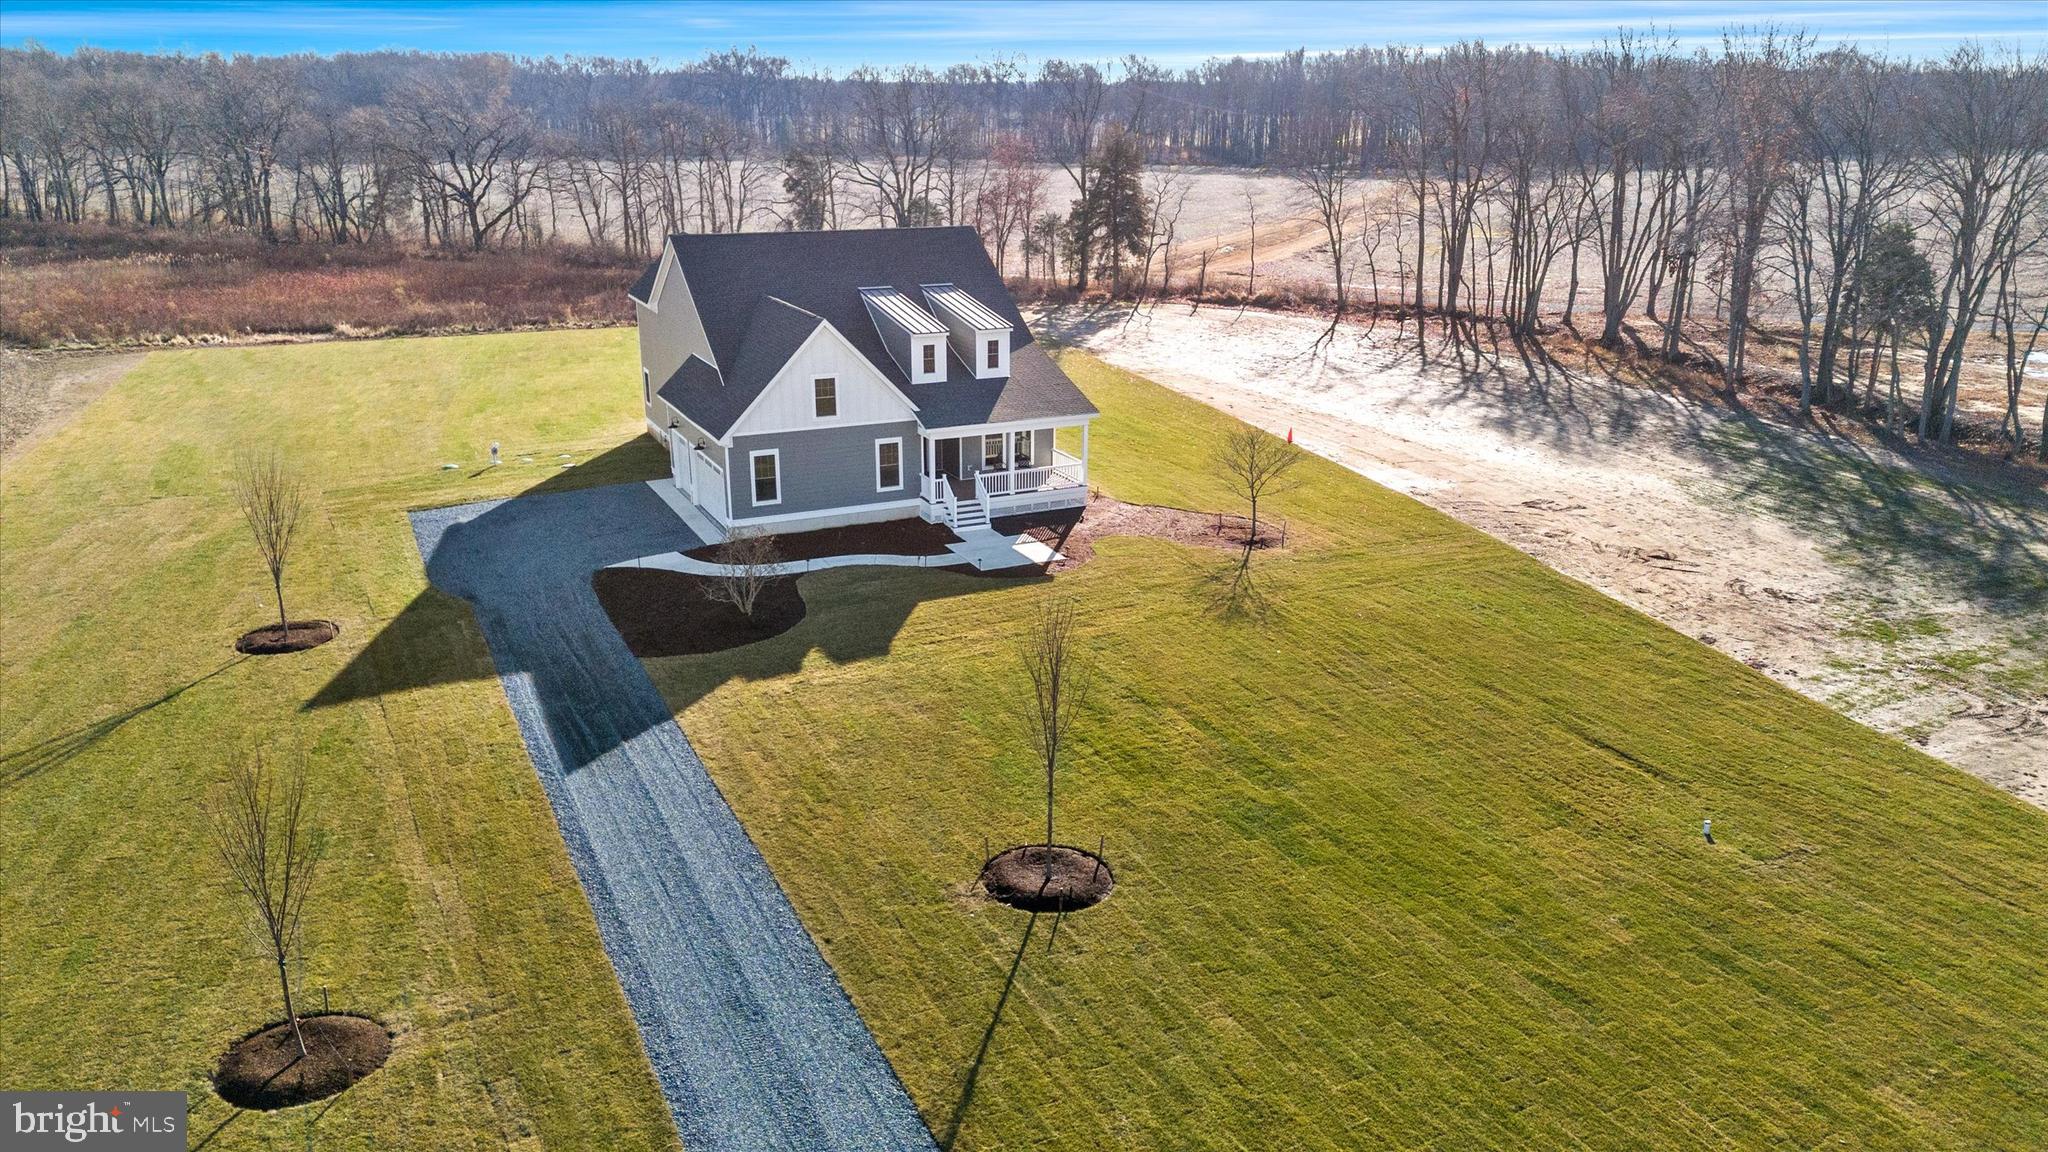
[921,283,1011,331]
[859,286,948,336]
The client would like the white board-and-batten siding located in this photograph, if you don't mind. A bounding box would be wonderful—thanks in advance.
[725,323,917,439]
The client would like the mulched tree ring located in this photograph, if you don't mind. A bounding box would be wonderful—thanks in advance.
[979,844,1115,912]
[234,619,339,655]
[213,1012,391,1110]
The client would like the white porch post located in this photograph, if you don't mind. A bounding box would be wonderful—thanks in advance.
[1080,422,1090,486]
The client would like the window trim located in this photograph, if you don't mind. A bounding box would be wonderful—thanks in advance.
[986,338,1001,370]
[874,436,904,492]
[812,375,838,420]
[749,448,782,507]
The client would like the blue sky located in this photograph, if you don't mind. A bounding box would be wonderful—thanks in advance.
[3,1,2041,67]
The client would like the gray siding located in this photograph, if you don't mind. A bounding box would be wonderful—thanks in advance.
[728,419,921,521]
[656,398,727,472]
[637,247,716,426]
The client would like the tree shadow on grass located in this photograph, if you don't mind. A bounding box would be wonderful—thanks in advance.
[0,656,246,789]
[938,911,1039,1152]
[1690,411,2048,616]
[305,436,1052,771]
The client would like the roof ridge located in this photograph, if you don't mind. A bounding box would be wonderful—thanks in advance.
[758,294,825,321]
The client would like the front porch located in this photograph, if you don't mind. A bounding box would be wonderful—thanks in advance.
[918,421,1090,531]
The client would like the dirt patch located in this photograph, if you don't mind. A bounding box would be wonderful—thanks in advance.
[1041,302,2048,805]
[213,1013,390,1110]
[686,517,961,563]
[979,844,1115,912]
[0,347,144,459]
[594,568,804,657]
[990,494,1281,573]
[234,620,339,655]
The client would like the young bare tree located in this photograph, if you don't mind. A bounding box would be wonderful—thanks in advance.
[1017,597,1093,861]
[234,450,304,643]
[703,528,782,619]
[211,756,320,1058]
[1216,427,1305,566]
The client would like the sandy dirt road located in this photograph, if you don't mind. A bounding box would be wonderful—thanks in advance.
[1039,302,2048,808]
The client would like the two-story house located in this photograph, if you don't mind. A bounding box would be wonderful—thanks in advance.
[629,226,1097,536]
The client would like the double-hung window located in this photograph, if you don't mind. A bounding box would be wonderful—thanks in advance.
[986,338,1001,370]
[750,450,781,505]
[922,342,938,375]
[813,376,837,419]
[875,438,903,491]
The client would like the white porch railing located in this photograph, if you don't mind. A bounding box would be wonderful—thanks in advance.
[973,450,1086,501]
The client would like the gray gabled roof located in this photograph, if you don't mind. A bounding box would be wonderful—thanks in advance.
[627,258,661,305]
[653,296,822,439]
[630,226,1095,434]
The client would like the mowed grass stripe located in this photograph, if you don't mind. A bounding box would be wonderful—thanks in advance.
[2,330,679,1150]
[646,349,2048,1151]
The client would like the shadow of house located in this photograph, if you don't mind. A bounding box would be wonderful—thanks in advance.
[307,451,1041,771]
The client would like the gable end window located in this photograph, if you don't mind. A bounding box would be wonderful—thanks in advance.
[876,438,903,491]
[986,339,1001,370]
[813,376,837,419]
[922,342,938,375]
[750,450,781,505]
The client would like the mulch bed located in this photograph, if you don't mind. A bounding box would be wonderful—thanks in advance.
[980,844,1115,912]
[685,518,961,563]
[593,568,805,657]
[234,619,338,654]
[988,495,1283,574]
[213,1013,391,1110]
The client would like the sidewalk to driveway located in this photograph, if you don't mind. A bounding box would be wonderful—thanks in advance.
[411,480,937,1152]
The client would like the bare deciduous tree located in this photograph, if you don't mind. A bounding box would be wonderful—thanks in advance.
[1216,427,1305,566]
[233,450,304,642]
[1017,597,1092,863]
[211,755,320,1057]
[703,528,782,618]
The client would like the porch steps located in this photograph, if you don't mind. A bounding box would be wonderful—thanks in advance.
[950,498,989,531]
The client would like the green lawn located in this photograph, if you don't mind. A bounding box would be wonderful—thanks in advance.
[0,330,678,1149]
[7,331,2045,1151]
[646,351,2048,1151]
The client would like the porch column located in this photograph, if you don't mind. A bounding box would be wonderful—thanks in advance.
[1080,422,1090,486]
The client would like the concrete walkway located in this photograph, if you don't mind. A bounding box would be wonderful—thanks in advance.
[411,481,936,1152]
[619,512,1060,576]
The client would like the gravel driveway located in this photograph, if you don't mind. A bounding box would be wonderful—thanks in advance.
[411,480,935,1151]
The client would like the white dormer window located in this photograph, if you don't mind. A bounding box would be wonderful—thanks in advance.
[861,286,950,385]
[912,336,945,384]
[920,283,1012,379]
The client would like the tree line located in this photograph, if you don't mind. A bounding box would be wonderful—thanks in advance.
[2,36,2042,451]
